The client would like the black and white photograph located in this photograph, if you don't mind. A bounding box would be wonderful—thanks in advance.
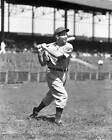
[1,0,112,139]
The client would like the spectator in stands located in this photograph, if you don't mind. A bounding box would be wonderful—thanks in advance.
[98,54,104,70]
[0,40,6,54]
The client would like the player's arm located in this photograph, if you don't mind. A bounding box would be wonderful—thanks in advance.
[41,43,71,58]
[33,42,47,66]
[37,49,47,66]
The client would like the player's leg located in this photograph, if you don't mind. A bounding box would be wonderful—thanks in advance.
[46,70,68,125]
[29,101,46,118]
[55,107,64,125]
[51,78,68,125]
[29,90,54,118]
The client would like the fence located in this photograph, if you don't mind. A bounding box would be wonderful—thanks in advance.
[0,52,112,84]
[0,71,112,84]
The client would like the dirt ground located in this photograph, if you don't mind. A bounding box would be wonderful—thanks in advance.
[0,80,112,140]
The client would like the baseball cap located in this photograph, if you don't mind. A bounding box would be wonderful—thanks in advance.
[54,27,69,36]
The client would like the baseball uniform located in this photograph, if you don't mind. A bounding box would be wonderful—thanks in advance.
[29,27,73,125]
[42,42,73,108]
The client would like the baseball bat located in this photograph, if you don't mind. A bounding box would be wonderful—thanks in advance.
[34,36,75,49]
[46,36,75,47]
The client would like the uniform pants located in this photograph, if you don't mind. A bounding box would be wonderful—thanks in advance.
[42,69,68,109]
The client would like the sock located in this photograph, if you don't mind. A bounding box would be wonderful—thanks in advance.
[55,107,63,122]
[33,101,46,114]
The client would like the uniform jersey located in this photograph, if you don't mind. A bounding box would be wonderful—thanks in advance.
[44,42,73,70]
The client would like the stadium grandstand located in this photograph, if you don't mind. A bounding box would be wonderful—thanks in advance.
[0,0,112,84]
[1,0,112,52]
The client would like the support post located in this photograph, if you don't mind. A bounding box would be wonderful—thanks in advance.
[65,9,67,28]
[108,11,111,43]
[92,11,95,41]
[1,0,5,41]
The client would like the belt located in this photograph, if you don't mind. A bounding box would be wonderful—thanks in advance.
[48,67,68,72]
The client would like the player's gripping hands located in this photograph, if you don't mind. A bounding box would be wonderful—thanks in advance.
[40,43,47,51]
[38,43,47,52]
[33,42,47,53]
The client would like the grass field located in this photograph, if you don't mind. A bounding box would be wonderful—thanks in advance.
[1,80,112,139]
[1,52,112,139]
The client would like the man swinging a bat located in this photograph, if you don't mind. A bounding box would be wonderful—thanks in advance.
[29,27,73,126]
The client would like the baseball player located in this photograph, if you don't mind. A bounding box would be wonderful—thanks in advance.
[29,27,73,126]
[0,40,6,54]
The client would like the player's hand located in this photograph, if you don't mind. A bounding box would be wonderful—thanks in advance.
[41,43,47,50]
[37,48,43,53]
[33,43,42,53]
[36,44,42,50]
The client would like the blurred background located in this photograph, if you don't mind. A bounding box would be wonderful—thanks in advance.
[1,0,112,84]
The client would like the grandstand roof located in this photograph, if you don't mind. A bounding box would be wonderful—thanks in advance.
[5,0,112,13]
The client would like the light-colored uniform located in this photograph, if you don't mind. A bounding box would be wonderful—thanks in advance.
[0,41,6,54]
[42,42,73,109]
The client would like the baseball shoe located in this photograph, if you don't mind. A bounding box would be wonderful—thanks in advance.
[28,112,38,119]
[54,120,64,126]
[28,107,39,119]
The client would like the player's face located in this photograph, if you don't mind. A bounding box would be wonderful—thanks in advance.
[57,31,68,45]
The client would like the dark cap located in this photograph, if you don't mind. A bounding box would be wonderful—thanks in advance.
[54,27,69,36]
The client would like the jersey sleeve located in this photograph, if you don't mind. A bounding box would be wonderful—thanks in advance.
[62,43,73,58]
